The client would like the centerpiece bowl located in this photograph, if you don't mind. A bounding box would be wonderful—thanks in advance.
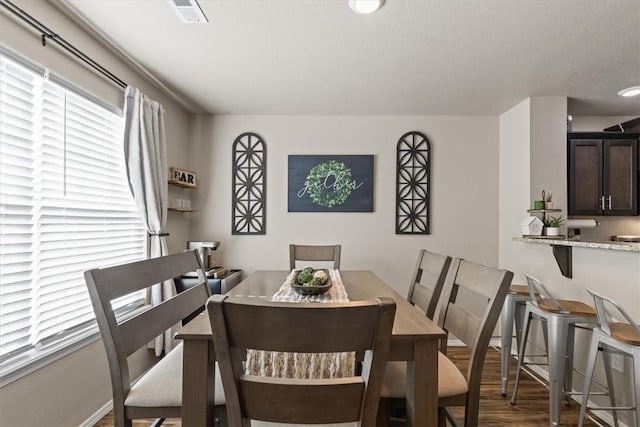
[290,269,332,295]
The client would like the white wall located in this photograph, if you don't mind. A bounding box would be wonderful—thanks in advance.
[498,98,531,284]
[189,115,500,296]
[499,99,640,426]
[0,2,192,425]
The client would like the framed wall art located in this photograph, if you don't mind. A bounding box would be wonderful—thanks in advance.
[288,155,374,212]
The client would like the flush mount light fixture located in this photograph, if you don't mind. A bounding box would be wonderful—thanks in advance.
[349,0,385,14]
[618,86,640,97]
[167,0,208,24]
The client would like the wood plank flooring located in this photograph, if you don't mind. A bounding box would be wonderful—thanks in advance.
[94,347,605,426]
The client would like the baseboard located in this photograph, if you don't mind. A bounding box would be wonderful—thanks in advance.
[80,400,112,427]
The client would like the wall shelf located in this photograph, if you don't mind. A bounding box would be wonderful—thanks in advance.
[168,208,198,213]
[168,180,198,189]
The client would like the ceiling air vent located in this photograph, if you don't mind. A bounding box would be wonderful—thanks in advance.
[167,0,208,24]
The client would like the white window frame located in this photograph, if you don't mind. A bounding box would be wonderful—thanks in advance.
[0,48,147,386]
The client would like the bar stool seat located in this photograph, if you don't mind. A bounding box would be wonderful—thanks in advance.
[511,275,597,427]
[538,299,596,316]
[500,284,532,396]
[579,289,640,427]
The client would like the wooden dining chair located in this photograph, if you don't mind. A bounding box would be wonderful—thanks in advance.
[289,243,341,270]
[207,295,396,426]
[407,249,453,319]
[84,250,226,427]
[379,258,514,426]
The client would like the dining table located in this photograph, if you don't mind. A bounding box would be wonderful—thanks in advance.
[175,270,446,426]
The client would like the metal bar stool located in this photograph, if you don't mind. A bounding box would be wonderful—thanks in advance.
[500,284,532,396]
[511,275,597,426]
[579,289,640,427]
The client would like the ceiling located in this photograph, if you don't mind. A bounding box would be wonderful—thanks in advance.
[64,0,640,116]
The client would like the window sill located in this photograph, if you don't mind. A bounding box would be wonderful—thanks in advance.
[0,304,150,388]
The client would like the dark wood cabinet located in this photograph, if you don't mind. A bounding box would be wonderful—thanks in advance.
[568,132,638,216]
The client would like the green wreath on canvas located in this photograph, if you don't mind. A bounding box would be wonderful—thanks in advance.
[306,160,353,207]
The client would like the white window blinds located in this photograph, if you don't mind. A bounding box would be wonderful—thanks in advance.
[0,53,146,361]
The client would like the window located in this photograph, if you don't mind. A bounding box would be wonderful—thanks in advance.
[0,52,146,375]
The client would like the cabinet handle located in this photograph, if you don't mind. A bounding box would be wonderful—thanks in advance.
[600,195,605,210]
[607,195,612,210]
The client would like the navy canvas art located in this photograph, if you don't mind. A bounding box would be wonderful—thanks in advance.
[288,155,374,212]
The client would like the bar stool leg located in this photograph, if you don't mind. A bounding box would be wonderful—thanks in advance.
[511,306,533,405]
[578,334,600,427]
[564,325,576,405]
[500,296,517,396]
[514,300,527,353]
[633,347,640,427]
[547,315,570,426]
[601,344,620,427]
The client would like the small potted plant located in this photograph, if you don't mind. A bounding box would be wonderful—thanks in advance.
[544,215,564,236]
[544,192,553,209]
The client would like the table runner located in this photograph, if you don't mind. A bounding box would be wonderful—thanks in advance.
[245,269,356,379]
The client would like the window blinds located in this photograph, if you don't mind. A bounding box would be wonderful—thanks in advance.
[0,54,146,361]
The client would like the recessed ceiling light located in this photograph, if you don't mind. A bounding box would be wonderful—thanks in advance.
[167,0,208,24]
[349,0,385,14]
[618,86,640,97]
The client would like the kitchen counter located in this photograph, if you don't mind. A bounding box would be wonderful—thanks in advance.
[513,236,640,252]
[513,236,640,278]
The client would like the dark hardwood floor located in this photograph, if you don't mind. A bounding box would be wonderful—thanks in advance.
[94,347,605,426]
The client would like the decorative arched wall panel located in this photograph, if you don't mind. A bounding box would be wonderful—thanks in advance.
[232,132,266,235]
[396,131,431,234]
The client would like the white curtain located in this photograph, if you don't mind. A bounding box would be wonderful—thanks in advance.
[123,86,174,355]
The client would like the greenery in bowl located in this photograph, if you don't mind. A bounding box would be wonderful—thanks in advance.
[544,215,564,227]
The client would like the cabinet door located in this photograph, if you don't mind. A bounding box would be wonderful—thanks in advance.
[603,139,638,215]
[569,139,603,215]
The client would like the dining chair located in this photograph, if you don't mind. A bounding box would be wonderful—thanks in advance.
[406,249,452,319]
[289,243,341,270]
[578,289,640,427]
[84,250,225,427]
[379,258,514,426]
[207,294,396,426]
[511,275,597,427]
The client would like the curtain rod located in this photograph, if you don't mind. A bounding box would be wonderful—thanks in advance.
[0,0,127,89]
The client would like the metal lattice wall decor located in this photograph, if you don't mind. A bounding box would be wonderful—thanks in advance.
[232,132,266,235]
[396,131,431,234]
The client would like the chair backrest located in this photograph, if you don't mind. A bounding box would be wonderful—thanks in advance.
[208,295,396,426]
[84,250,210,420]
[289,244,341,270]
[435,258,513,390]
[586,288,640,337]
[407,249,453,319]
[524,274,565,312]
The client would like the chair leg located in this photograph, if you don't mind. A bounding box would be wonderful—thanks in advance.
[578,333,600,427]
[511,307,533,405]
[376,397,391,427]
[601,345,620,427]
[437,407,448,427]
[500,296,516,396]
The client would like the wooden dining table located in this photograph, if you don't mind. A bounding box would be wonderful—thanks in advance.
[175,270,446,426]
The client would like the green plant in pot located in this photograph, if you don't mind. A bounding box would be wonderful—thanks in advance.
[544,215,564,236]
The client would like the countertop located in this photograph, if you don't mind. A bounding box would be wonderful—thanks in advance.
[513,236,640,252]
